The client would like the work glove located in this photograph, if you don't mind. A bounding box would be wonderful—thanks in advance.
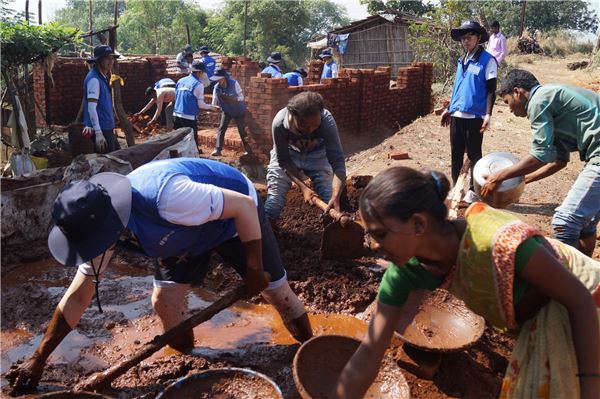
[94,131,108,153]
[440,109,451,127]
[82,126,95,138]
[480,114,491,133]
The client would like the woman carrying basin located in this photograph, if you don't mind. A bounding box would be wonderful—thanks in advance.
[333,166,600,399]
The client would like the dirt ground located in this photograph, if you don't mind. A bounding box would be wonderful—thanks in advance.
[1,54,598,399]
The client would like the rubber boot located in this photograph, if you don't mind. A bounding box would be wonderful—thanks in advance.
[283,312,313,343]
[8,308,72,395]
[167,329,195,354]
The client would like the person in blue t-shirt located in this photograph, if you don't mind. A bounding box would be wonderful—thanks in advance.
[440,20,497,204]
[82,45,121,154]
[319,49,338,81]
[283,68,307,87]
[7,158,313,395]
[209,68,253,157]
[199,46,217,90]
[261,51,283,78]
[173,60,218,147]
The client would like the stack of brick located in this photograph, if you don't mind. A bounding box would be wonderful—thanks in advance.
[229,57,261,97]
[244,74,291,163]
[306,59,324,84]
[117,59,154,114]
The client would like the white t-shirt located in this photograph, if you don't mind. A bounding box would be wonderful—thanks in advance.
[451,51,498,119]
[86,78,100,99]
[78,174,257,275]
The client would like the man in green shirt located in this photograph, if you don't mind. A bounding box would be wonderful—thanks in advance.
[482,69,600,256]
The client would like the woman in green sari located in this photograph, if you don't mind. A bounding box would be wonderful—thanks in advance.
[334,167,600,399]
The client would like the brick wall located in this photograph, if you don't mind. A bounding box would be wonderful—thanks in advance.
[34,56,433,166]
[242,62,433,164]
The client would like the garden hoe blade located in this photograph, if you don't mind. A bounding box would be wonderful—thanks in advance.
[320,217,365,260]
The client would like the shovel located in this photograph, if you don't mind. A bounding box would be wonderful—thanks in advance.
[75,285,245,392]
[294,179,365,260]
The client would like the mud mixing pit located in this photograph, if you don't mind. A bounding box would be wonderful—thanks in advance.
[2,180,514,398]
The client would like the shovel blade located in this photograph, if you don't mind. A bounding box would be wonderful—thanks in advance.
[320,220,365,260]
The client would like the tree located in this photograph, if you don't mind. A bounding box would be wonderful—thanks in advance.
[407,0,473,83]
[360,0,434,16]
[54,0,125,40]
[479,0,598,37]
[211,0,348,66]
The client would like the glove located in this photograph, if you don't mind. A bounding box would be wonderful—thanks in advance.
[94,131,108,153]
[82,127,95,138]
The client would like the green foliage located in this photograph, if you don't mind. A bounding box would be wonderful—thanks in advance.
[51,0,348,65]
[407,0,473,83]
[360,0,434,16]
[200,0,349,66]
[54,0,125,45]
[0,20,81,70]
[479,0,598,37]
[539,30,594,57]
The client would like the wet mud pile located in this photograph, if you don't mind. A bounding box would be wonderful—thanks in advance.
[1,182,514,399]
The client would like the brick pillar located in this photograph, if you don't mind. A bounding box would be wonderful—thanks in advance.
[245,74,291,163]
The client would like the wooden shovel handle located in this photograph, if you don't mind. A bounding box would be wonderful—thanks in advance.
[76,285,245,392]
[295,178,349,223]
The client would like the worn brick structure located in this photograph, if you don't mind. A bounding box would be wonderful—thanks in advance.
[34,55,432,165]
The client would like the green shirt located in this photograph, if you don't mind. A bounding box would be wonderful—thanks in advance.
[377,236,542,308]
[526,84,600,165]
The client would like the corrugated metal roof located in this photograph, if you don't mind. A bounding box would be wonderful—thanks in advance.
[329,11,422,34]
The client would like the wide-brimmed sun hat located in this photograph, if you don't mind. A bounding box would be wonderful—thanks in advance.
[294,67,308,77]
[191,60,207,72]
[267,51,282,63]
[451,20,490,43]
[183,44,194,55]
[48,173,131,267]
[319,49,333,59]
[210,67,229,81]
[86,45,120,63]
[199,45,210,54]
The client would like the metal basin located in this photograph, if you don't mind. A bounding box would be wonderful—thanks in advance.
[473,152,525,208]
[156,367,283,399]
[395,289,485,352]
[293,335,410,399]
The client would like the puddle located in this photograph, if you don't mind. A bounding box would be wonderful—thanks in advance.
[1,257,372,388]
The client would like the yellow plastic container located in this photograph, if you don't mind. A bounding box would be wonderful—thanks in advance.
[30,155,48,170]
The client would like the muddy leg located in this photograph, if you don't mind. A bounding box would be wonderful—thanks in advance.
[262,281,313,342]
[7,308,72,395]
[151,283,194,353]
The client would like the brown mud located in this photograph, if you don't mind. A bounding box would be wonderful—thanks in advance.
[396,289,485,352]
[1,183,513,398]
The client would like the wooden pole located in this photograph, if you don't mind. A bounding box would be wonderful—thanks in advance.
[243,0,248,56]
[75,286,244,392]
[108,27,135,147]
[519,1,527,37]
[113,0,118,26]
[185,23,191,44]
[38,0,42,24]
[25,0,29,22]
[88,0,93,47]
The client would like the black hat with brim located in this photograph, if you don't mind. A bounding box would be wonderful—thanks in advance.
[294,68,308,77]
[267,52,282,63]
[451,20,490,43]
[87,45,120,63]
[48,173,131,267]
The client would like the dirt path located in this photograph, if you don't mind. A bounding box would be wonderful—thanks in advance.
[345,54,600,260]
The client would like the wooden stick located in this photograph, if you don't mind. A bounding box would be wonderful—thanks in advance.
[75,285,245,392]
[448,155,471,219]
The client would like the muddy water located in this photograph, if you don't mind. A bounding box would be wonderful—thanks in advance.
[1,256,373,394]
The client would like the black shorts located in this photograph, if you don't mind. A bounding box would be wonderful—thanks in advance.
[154,196,286,286]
